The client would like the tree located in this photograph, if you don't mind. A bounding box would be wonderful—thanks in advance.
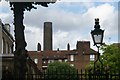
[6,1,56,51]
[2,1,56,79]
[86,43,120,72]
[46,62,78,80]
[100,43,120,72]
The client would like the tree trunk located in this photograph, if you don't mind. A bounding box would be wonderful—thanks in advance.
[14,3,27,50]
[13,3,27,80]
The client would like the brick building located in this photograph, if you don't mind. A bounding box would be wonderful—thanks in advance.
[28,22,97,72]
[28,41,97,72]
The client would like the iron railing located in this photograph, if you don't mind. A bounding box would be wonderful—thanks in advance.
[2,69,120,80]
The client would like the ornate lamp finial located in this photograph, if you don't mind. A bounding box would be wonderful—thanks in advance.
[94,18,100,29]
[95,18,99,22]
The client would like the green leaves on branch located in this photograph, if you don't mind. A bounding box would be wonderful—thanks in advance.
[46,62,78,80]
[100,43,120,71]
[4,0,57,11]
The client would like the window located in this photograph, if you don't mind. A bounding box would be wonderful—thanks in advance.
[3,38,5,54]
[70,55,74,61]
[1,38,3,54]
[58,59,62,62]
[48,60,50,63]
[48,60,54,63]
[64,59,68,62]
[34,58,38,64]
[51,60,54,63]
[43,61,46,63]
[6,42,8,54]
[9,46,12,53]
[70,64,74,67]
[90,55,95,61]
[7,43,9,53]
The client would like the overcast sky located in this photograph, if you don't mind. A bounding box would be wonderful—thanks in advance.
[0,0,119,51]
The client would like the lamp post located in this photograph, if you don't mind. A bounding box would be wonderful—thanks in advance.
[91,18,104,71]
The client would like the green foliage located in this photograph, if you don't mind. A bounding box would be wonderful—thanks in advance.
[100,43,120,72]
[86,43,120,72]
[4,0,56,11]
[46,62,78,80]
[85,61,94,70]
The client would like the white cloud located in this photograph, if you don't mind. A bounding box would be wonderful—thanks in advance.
[0,2,118,51]
[25,26,43,51]
[0,1,13,29]
[83,3,118,33]
[53,30,83,50]
[23,2,118,50]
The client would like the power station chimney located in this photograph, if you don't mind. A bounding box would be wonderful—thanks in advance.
[43,22,52,51]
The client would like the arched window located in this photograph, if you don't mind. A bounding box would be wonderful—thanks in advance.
[6,42,9,54]
[7,43,9,53]
[9,45,12,53]
[1,38,3,54]
[3,38,5,54]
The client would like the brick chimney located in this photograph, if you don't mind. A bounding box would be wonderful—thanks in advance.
[76,41,90,51]
[67,43,70,51]
[37,43,41,51]
[4,24,10,32]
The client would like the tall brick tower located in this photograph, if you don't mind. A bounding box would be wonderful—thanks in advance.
[43,22,52,51]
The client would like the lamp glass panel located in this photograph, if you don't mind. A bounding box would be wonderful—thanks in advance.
[93,34,102,43]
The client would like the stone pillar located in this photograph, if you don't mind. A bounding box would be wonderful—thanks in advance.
[43,22,52,51]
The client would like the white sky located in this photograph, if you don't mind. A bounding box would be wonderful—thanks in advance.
[0,0,119,51]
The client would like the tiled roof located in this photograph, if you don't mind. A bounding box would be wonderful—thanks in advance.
[28,48,98,58]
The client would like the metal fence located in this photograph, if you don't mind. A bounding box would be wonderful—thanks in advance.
[2,69,120,80]
[25,69,120,80]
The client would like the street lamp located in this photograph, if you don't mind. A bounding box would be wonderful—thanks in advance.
[91,18,104,71]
